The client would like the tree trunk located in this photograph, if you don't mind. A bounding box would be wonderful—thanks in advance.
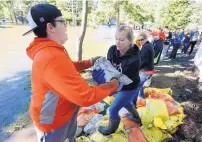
[76,0,88,61]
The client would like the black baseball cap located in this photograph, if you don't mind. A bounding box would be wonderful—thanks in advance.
[22,4,62,36]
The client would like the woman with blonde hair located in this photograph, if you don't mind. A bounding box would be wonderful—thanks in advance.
[97,25,142,135]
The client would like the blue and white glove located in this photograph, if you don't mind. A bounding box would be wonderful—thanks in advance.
[92,69,106,84]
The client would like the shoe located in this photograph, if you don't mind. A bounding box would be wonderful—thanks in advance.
[127,108,142,126]
[98,119,120,135]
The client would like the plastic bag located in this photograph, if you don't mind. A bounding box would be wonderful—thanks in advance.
[137,107,153,127]
[103,96,115,105]
[82,102,106,113]
[146,99,169,122]
[89,130,107,142]
[84,114,104,134]
[144,88,172,97]
[92,57,133,85]
[136,98,146,108]
[76,136,92,142]
[141,125,172,142]
[77,110,97,127]
[89,131,128,142]
[122,117,148,142]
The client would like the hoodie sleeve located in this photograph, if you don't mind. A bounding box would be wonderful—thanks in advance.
[73,59,92,72]
[43,56,118,107]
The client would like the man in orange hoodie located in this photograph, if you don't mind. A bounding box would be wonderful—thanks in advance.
[23,4,121,142]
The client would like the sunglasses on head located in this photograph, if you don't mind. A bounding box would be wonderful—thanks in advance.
[138,38,144,41]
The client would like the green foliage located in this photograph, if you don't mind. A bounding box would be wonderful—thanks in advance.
[158,0,193,30]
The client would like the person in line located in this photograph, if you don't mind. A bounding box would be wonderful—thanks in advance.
[151,31,164,64]
[169,28,182,60]
[136,32,155,98]
[97,25,142,135]
[187,28,199,55]
[23,4,121,142]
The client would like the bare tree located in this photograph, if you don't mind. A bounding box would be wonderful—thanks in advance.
[76,0,88,61]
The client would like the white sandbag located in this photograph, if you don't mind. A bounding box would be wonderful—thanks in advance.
[82,102,106,113]
[92,57,133,85]
[83,114,104,134]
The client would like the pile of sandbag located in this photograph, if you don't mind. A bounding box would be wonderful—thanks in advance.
[76,87,186,142]
[136,87,186,142]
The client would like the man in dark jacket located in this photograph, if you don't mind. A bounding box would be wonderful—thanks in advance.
[151,32,164,63]
[137,32,155,98]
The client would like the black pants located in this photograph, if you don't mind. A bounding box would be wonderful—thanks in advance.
[188,41,197,55]
[169,43,181,59]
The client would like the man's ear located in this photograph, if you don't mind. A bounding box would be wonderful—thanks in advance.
[46,23,55,33]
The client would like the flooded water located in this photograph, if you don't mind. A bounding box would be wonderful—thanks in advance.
[0,24,116,141]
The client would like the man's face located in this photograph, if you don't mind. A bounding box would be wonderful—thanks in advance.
[47,16,67,45]
[54,16,68,45]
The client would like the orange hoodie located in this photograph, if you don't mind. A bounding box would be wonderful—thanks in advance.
[26,38,118,132]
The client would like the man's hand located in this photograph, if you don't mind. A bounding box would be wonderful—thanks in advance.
[110,74,124,94]
[92,69,106,84]
[91,56,102,66]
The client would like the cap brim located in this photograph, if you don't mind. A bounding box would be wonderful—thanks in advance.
[22,27,37,36]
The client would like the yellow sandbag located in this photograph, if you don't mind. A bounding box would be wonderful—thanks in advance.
[137,107,153,127]
[103,96,115,105]
[141,125,172,142]
[165,114,185,134]
[154,117,167,130]
[76,136,92,142]
[146,99,169,122]
[89,130,107,142]
[89,131,128,142]
[106,132,128,142]
[144,87,172,97]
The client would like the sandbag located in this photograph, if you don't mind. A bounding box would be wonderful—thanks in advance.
[165,114,184,134]
[122,117,148,142]
[128,128,148,142]
[76,136,92,142]
[136,98,146,108]
[144,87,172,97]
[148,92,180,115]
[92,57,133,85]
[153,117,167,130]
[141,125,172,142]
[137,107,153,127]
[103,96,115,105]
[146,99,169,122]
[89,131,128,142]
[165,101,180,115]
[148,92,174,102]
[84,114,104,134]
[89,130,107,142]
[82,102,106,113]
[77,109,97,127]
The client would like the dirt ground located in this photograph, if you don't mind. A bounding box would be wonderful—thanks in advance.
[152,48,202,142]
